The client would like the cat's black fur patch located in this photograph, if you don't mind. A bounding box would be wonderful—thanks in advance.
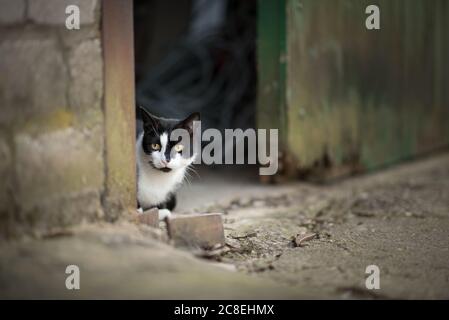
[158,193,176,211]
[138,193,176,211]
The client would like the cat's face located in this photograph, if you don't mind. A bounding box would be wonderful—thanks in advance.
[140,108,199,172]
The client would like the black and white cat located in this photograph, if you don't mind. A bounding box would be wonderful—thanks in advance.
[136,107,199,220]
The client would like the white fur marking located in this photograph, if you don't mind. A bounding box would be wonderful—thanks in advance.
[158,209,172,220]
[160,133,168,155]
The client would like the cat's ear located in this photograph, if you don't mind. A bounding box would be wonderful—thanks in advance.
[140,107,160,132]
[176,112,200,135]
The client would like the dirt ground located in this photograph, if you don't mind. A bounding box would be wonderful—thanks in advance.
[1,153,448,299]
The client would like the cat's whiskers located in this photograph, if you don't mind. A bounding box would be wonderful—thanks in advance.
[186,165,201,179]
[182,170,193,187]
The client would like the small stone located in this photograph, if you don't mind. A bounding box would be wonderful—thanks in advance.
[229,230,257,239]
[167,213,225,249]
[238,197,251,207]
[136,208,159,228]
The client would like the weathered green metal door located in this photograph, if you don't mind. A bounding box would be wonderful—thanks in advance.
[258,0,449,180]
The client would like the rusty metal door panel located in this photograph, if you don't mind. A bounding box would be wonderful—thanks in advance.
[259,0,449,180]
[257,0,286,138]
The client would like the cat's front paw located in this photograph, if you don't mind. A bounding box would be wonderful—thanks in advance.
[158,209,172,220]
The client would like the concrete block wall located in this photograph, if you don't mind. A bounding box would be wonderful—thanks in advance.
[0,0,106,238]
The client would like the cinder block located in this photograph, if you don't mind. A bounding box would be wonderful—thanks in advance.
[136,208,159,228]
[14,127,104,212]
[167,213,225,249]
[69,39,103,113]
[35,190,103,234]
[0,0,25,24]
[0,37,68,125]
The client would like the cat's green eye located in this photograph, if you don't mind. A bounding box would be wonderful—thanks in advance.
[151,143,160,150]
[174,144,184,152]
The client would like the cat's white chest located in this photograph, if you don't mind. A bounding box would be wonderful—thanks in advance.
[137,166,185,208]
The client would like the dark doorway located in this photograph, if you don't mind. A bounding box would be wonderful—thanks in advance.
[134,0,257,134]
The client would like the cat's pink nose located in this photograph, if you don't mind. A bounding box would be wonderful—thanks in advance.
[161,159,168,166]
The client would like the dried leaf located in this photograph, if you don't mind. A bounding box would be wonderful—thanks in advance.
[294,233,317,247]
